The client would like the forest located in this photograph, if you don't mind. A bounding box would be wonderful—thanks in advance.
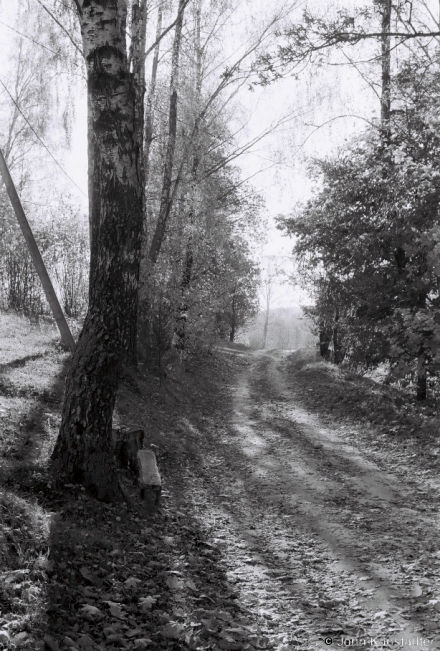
[1,0,440,649]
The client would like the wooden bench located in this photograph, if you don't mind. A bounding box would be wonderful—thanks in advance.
[137,450,162,510]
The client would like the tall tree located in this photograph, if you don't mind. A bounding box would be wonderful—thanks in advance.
[149,0,188,264]
[172,0,203,352]
[52,0,144,501]
[380,0,392,140]
[261,262,279,349]
[282,59,440,399]
[144,0,163,191]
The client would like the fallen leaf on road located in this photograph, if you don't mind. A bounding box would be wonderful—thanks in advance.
[79,604,102,619]
[161,622,185,639]
[139,596,157,611]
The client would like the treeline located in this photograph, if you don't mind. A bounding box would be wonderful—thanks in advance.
[0,0,268,362]
[281,59,440,399]
[0,0,288,497]
[138,0,267,362]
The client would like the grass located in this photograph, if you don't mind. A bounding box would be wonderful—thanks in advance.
[286,347,440,461]
[0,310,249,650]
[0,312,70,648]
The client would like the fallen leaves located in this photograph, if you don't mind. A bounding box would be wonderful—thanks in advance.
[79,567,103,588]
[43,634,60,651]
[3,346,440,651]
[139,596,157,611]
[160,621,185,639]
[79,604,103,620]
[102,601,126,619]
[165,575,183,591]
[124,576,142,589]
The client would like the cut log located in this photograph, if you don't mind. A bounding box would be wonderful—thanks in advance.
[137,449,161,510]
[112,428,145,473]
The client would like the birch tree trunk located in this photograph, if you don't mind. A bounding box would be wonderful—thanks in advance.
[52,0,144,501]
[149,0,187,263]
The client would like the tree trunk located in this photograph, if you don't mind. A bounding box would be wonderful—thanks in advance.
[230,294,236,342]
[262,277,271,348]
[52,0,144,501]
[149,0,187,264]
[173,246,193,351]
[172,0,202,351]
[381,0,392,142]
[417,350,427,401]
[127,0,148,365]
[144,0,163,192]
[319,327,331,359]
[262,309,270,349]
[332,307,344,364]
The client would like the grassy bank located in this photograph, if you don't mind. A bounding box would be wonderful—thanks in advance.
[0,311,251,650]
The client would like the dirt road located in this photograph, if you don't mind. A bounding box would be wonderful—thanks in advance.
[174,349,440,650]
[3,327,439,650]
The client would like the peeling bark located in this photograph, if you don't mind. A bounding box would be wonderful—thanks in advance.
[52,0,144,501]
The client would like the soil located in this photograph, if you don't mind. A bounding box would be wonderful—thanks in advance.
[1,317,440,650]
[158,347,440,650]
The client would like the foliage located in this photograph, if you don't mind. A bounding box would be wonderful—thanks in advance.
[0,194,89,318]
[280,62,440,395]
[257,0,440,84]
[139,0,268,363]
[139,168,263,368]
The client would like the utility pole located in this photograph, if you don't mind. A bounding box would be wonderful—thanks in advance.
[0,148,75,351]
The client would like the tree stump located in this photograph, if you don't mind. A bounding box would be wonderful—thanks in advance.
[112,428,145,473]
[137,450,161,511]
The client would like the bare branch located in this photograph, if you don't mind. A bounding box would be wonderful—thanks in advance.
[0,76,87,196]
[143,0,191,61]
[0,19,58,55]
[34,0,83,55]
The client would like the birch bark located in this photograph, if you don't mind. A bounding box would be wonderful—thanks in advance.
[52,0,144,501]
